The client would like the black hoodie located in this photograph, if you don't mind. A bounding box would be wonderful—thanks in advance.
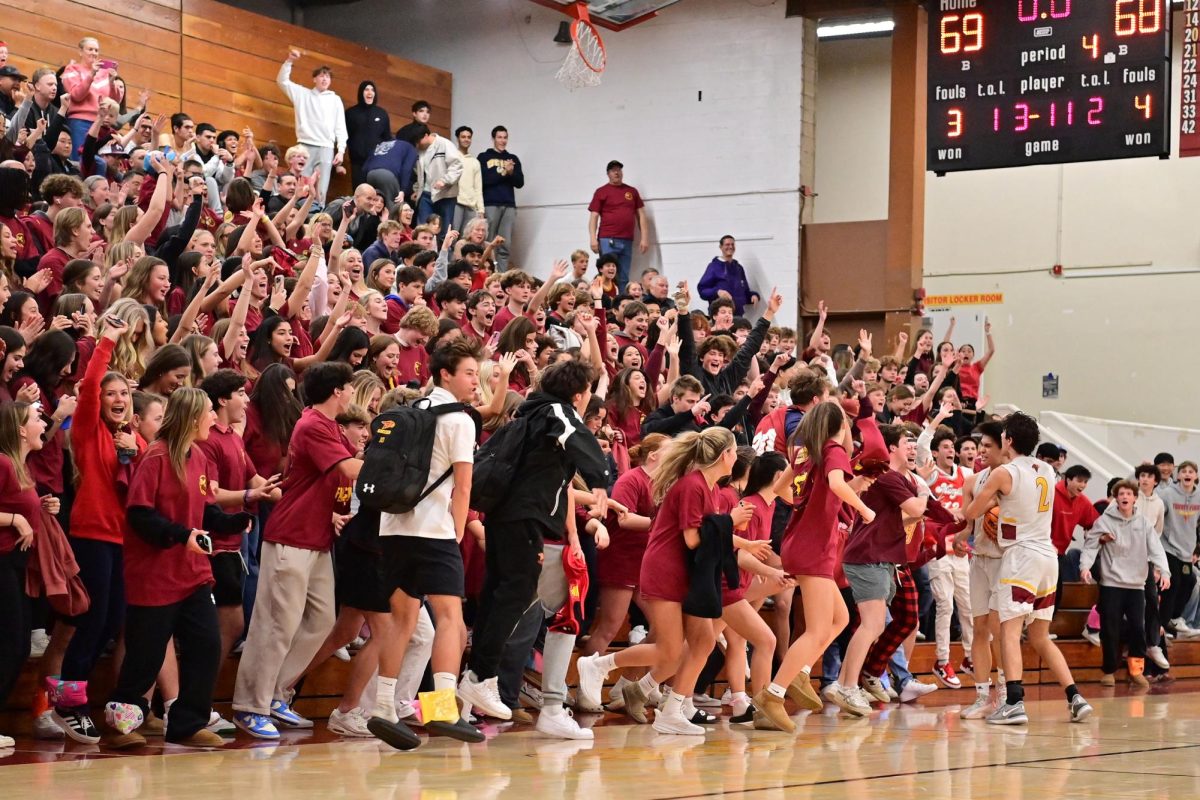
[345,81,392,166]
[484,392,610,535]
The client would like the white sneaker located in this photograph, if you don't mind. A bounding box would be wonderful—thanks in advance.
[348,636,367,650]
[574,654,608,712]
[459,672,512,720]
[206,711,236,735]
[0,733,14,748]
[832,685,871,717]
[960,693,998,720]
[652,707,705,736]
[720,688,733,705]
[328,707,374,737]
[647,685,664,708]
[861,676,889,703]
[30,629,49,659]
[1169,617,1194,633]
[691,692,722,708]
[1148,646,1170,670]
[1082,628,1101,647]
[1047,633,1058,641]
[333,646,351,662]
[821,682,841,704]
[628,625,648,645]
[33,710,64,739]
[899,680,938,703]
[535,708,593,740]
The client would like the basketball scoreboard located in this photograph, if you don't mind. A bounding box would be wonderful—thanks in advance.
[927,0,1173,173]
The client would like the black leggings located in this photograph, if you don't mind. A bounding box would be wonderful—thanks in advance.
[0,550,31,710]
[1098,585,1146,674]
[61,538,125,687]
[108,587,221,742]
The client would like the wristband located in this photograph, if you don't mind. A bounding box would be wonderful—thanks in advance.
[243,489,252,505]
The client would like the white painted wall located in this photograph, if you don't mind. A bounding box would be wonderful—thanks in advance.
[813,14,1200,430]
[236,0,806,323]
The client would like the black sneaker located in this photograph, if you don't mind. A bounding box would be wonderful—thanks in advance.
[690,709,719,725]
[427,718,485,743]
[53,708,100,744]
[730,706,755,725]
[367,716,422,750]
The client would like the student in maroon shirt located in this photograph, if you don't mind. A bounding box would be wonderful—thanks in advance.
[393,305,437,386]
[579,428,771,735]
[0,400,50,749]
[769,401,875,720]
[835,424,930,715]
[587,160,649,290]
[232,362,361,740]
[105,387,253,750]
[197,370,281,674]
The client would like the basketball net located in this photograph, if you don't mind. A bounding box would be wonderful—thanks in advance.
[556,2,606,90]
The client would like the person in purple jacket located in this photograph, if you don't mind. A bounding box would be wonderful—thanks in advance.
[698,236,758,316]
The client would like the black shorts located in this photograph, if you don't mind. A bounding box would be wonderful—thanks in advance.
[336,541,391,614]
[770,500,792,555]
[381,536,464,599]
[210,551,245,607]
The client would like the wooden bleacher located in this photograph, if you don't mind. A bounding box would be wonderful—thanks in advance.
[1,0,452,199]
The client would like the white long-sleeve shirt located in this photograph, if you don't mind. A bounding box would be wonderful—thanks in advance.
[277,62,348,154]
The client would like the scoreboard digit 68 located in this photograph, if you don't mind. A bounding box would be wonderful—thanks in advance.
[927,0,1172,173]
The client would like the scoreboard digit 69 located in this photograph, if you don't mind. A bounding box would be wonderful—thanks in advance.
[927,0,1172,173]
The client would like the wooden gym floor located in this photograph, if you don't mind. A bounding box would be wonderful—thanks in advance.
[2,680,1198,799]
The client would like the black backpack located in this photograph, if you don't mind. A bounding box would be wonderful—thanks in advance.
[469,414,532,514]
[356,399,475,514]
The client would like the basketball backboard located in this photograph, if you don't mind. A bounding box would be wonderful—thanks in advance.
[528,0,682,31]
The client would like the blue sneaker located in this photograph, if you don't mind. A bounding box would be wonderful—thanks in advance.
[233,712,280,740]
[270,700,313,729]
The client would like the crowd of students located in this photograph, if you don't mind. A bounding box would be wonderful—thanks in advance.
[0,32,1192,754]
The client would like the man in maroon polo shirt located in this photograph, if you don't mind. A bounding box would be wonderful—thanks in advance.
[587,160,649,291]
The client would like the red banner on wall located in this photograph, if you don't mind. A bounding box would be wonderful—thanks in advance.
[1183,0,1200,157]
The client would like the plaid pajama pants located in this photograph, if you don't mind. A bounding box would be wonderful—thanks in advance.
[862,565,918,679]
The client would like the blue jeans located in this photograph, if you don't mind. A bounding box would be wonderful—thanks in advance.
[599,236,634,290]
[66,118,92,160]
[417,193,458,242]
[243,505,268,632]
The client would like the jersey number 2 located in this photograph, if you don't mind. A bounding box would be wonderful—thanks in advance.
[1035,477,1051,513]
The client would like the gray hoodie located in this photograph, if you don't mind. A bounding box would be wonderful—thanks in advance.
[1155,482,1200,561]
[1080,502,1169,590]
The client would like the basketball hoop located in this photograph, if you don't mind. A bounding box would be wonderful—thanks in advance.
[555,2,607,90]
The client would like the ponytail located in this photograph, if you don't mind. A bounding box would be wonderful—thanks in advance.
[651,427,736,503]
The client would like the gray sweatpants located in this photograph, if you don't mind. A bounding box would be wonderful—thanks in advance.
[485,205,517,270]
[302,143,336,205]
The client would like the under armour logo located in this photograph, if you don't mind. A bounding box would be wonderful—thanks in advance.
[361,484,376,493]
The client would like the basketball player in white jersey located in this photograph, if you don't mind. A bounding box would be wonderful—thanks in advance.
[952,421,1006,719]
[962,412,1093,725]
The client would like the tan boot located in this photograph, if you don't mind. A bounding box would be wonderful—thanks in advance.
[752,690,796,733]
[1100,674,1115,687]
[785,674,824,711]
[172,729,226,748]
[1128,657,1150,688]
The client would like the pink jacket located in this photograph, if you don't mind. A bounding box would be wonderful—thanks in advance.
[60,61,121,121]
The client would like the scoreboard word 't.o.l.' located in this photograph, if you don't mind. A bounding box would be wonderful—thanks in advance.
[927,0,1172,173]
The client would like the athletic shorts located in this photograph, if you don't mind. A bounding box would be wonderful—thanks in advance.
[993,545,1058,623]
[337,542,391,614]
[381,536,465,599]
[843,562,898,605]
[210,551,245,607]
[969,555,1002,617]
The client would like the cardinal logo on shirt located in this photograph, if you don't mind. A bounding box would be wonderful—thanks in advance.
[624,191,633,201]
[199,474,209,496]
[12,231,24,249]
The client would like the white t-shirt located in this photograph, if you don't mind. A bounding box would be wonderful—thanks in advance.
[379,386,475,540]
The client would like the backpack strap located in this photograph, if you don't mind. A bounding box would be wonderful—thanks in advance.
[410,401,480,506]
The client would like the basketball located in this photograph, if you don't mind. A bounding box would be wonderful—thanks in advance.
[983,506,1000,540]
